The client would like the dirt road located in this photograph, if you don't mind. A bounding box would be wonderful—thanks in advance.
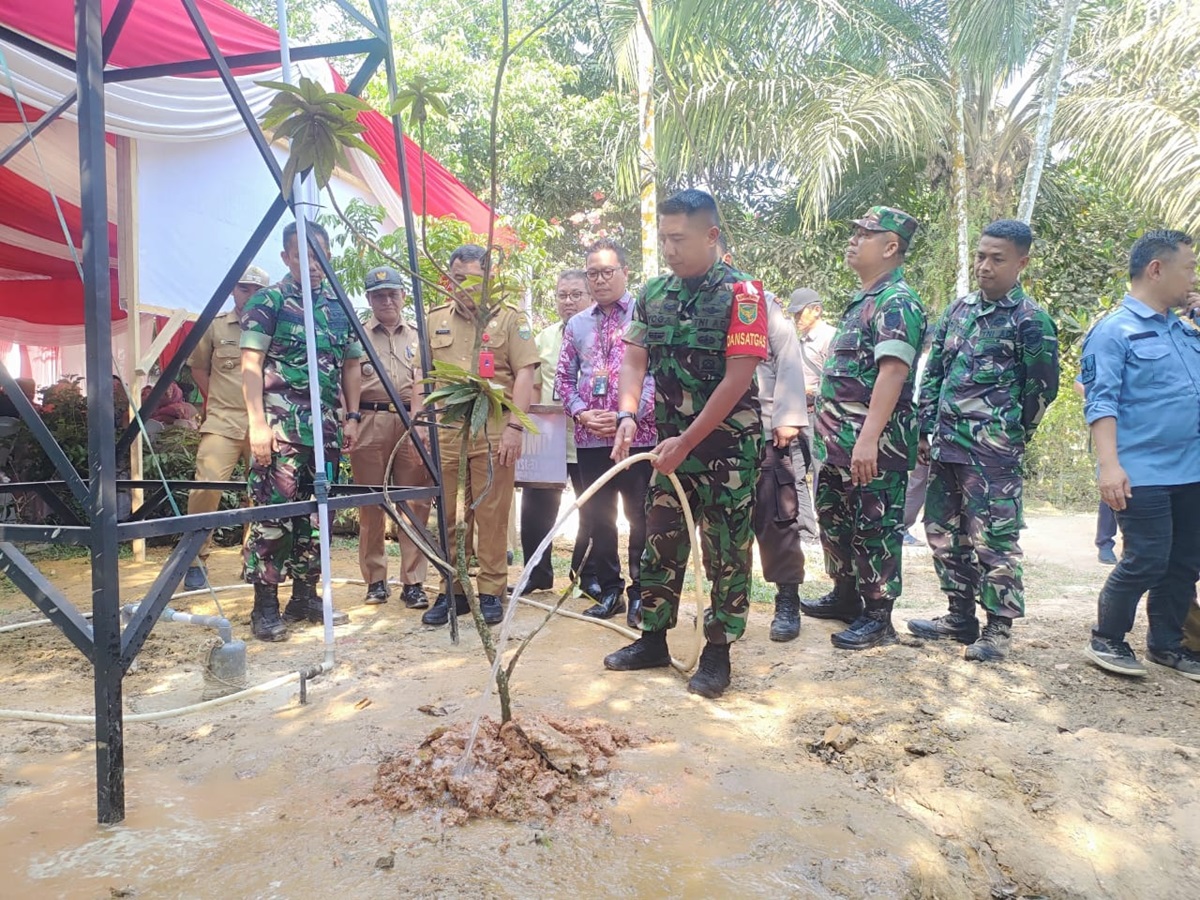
[1,513,1197,898]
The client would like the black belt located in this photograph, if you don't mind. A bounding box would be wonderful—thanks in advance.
[359,399,410,413]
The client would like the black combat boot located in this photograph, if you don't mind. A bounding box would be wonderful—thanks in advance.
[250,583,288,642]
[907,597,980,644]
[799,579,863,623]
[420,592,470,626]
[964,613,1012,662]
[687,642,732,698]
[831,602,898,650]
[603,630,671,671]
[283,580,349,626]
[769,583,802,642]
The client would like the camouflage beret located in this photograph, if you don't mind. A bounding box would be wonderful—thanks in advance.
[852,206,919,243]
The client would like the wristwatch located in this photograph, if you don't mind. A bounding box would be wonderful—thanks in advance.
[616,411,637,425]
[345,411,362,423]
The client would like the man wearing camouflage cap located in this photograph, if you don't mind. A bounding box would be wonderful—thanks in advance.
[908,219,1059,662]
[345,265,433,610]
[801,206,927,650]
[183,264,271,591]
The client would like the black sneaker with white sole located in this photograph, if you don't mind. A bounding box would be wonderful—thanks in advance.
[1145,646,1200,682]
[1084,635,1147,677]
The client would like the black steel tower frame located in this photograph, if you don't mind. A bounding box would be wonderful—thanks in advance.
[0,0,454,824]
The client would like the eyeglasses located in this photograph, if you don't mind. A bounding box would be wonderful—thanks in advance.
[585,267,620,282]
[556,290,586,302]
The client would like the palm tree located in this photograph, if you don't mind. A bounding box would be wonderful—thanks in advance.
[598,0,1141,291]
[1056,3,1200,233]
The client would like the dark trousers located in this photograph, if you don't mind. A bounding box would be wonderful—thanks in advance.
[753,440,806,585]
[576,446,652,597]
[1095,481,1200,652]
[1095,501,1118,551]
[790,431,819,539]
[521,462,591,588]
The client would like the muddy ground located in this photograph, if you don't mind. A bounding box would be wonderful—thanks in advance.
[0,510,1197,899]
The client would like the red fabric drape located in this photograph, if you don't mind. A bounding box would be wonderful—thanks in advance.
[1,0,498,328]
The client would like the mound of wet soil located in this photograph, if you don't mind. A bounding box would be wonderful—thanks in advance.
[373,715,645,826]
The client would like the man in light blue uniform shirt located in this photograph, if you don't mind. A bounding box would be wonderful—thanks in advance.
[1081,230,1200,680]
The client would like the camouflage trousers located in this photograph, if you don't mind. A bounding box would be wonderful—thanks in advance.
[242,440,320,586]
[639,458,757,644]
[924,460,1025,617]
[816,465,907,604]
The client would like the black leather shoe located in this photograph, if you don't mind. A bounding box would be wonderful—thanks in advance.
[480,593,504,625]
[687,642,731,698]
[580,576,603,601]
[583,588,627,620]
[183,564,207,592]
[604,631,671,670]
[799,580,863,624]
[250,583,288,642]
[364,580,390,605]
[421,592,470,626]
[831,609,898,650]
[401,583,429,609]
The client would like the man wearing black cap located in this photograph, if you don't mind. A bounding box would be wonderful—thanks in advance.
[801,206,926,650]
[344,265,433,609]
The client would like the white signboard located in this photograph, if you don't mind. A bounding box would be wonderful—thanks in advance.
[516,404,568,489]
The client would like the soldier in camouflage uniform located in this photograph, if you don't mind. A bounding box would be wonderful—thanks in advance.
[606,190,769,699]
[908,219,1059,661]
[801,206,926,650]
[240,220,363,641]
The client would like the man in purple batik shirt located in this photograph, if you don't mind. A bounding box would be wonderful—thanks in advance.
[556,238,657,624]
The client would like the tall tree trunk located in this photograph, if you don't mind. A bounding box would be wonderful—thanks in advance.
[1017,0,1082,224]
[952,66,970,297]
[636,0,658,278]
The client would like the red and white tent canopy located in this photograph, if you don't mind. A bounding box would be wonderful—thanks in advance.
[0,0,493,347]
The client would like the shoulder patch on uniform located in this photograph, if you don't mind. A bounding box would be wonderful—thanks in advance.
[517,323,532,340]
[1080,354,1096,385]
[883,309,902,330]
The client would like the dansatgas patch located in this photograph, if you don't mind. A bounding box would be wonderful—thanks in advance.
[726,281,769,360]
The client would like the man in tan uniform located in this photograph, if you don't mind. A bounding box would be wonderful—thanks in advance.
[183,265,271,590]
[346,266,433,609]
[421,244,540,626]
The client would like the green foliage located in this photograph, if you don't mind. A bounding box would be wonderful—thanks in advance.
[423,361,536,441]
[258,75,377,194]
[7,378,89,484]
[1024,381,1095,512]
[1026,163,1149,366]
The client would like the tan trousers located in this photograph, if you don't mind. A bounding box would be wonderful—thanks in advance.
[187,432,250,561]
[1185,604,1200,653]
[440,434,516,596]
[348,410,432,586]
